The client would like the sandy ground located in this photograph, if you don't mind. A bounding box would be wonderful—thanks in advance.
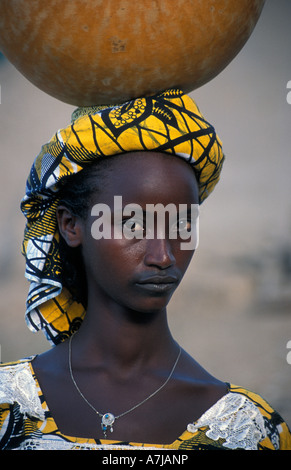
[0,1,290,427]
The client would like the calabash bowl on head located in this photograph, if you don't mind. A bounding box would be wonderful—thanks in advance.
[0,0,265,106]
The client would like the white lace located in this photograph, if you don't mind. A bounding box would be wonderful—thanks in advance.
[1,360,271,450]
[187,392,268,450]
[0,360,44,420]
[16,439,164,450]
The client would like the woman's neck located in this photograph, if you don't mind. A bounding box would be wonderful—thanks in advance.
[72,295,178,374]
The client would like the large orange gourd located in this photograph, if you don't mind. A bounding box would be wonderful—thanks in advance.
[0,0,265,106]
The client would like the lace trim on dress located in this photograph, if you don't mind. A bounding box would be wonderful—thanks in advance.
[0,360,44,421]
[17,439,165,450]
[187,392,267,450]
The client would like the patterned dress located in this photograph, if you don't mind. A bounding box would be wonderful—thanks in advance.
[0,358,290,450]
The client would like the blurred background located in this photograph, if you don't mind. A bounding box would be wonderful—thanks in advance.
[0,0,290,426]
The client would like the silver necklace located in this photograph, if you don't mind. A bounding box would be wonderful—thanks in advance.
[68,334,181,438]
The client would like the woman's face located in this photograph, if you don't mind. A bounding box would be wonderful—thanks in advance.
[72,151,199,315]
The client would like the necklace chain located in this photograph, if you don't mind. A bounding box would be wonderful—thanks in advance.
[68,334,181,437]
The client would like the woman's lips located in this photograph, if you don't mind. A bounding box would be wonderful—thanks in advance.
[135,275,178,293]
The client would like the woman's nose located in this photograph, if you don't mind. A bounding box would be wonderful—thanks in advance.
[143,237,175,269]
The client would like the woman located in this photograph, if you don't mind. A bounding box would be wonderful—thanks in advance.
[0,89,290,450]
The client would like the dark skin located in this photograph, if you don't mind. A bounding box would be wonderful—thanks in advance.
[32,151,227,445]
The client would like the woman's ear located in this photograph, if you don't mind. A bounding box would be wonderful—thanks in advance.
[56,205,83,247]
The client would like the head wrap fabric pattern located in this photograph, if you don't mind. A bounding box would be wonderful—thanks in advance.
[21,89,224,344]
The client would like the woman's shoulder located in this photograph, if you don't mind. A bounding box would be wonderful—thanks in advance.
[185,383,291,450]
[230,384,291,450]
[0,357,45,420]
[0,356,35,378]
[0,356,35,384]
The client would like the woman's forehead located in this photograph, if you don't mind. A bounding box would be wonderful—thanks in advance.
[93,151,199,205]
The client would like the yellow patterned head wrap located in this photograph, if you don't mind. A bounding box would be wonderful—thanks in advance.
[21,89,224,344]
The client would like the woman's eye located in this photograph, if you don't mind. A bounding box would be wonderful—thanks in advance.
[171,218,192,234]
[123,218,145,233]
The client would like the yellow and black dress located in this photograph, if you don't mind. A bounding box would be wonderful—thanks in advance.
[0,358,290,450]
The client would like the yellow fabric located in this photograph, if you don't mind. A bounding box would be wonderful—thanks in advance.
[21,89,224,344]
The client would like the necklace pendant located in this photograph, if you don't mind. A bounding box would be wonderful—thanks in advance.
[101,413,115,437]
